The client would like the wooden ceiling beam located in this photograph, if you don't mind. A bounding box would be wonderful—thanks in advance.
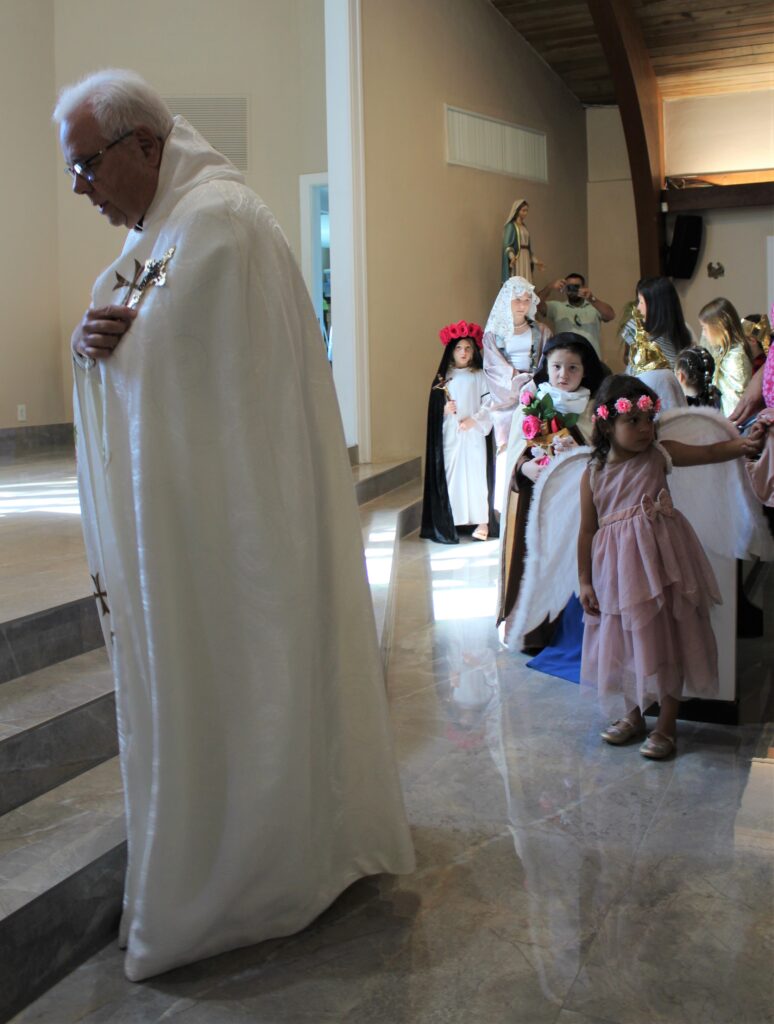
[658,74,774,97]
[587,0,664,277]
[633,0,773,15]
[488,0,774,111]
[646,19,774,41]
[650,42,774,64]
[663,182,774,213]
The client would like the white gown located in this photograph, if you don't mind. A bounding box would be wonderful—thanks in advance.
[501,331,533,371]
[442,368,492,525]
[72,117,414,981]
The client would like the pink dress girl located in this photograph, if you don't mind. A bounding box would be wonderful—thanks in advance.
[581,443,721,713]
[582,375,758,758]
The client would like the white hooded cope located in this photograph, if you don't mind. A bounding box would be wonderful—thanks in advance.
[73,117,414,981]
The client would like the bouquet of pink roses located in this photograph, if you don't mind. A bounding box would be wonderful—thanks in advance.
[519,387,580,464]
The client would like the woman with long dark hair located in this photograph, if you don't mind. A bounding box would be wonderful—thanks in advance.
[621,277,693,369]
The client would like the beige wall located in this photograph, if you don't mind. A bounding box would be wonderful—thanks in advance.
[361,0,588,461]
[50,0,327,422]
[661,90,774,330]
[0,0,64,428]
[586,103,774,364]
[664,91,774,176]
[672,207,774,334]
[586,107,638,370]
[0,1,325,430]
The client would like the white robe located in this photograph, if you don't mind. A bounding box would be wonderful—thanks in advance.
[442,368,492,525]
[73,117,414,982]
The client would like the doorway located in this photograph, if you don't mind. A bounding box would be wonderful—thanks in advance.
[299,173,331,359]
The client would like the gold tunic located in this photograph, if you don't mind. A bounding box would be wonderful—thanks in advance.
[704,343,752,417]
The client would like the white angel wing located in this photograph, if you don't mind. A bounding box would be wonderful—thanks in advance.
[504,446,590,648]
[658,407,774,561]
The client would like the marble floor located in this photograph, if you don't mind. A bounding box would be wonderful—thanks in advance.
[0,449,414,625]
[12,532,774,1024]
[0,451,84,623]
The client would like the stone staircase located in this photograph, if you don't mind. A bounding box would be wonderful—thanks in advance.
[0,450,422,1023]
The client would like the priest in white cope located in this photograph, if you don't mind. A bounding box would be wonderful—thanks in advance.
[54,69,414,983]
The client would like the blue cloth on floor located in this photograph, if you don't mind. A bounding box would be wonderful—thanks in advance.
[526,595,584,684]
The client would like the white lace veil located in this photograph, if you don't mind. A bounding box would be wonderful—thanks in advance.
[484,276,539,342]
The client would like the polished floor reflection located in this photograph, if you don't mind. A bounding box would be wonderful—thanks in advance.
[13,533,774,1024]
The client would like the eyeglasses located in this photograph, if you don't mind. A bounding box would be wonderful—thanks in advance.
[64,129,134,183]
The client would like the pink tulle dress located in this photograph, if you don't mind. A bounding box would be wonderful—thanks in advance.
[581,444,721,713]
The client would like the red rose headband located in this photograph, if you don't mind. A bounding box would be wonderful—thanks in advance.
[591,394,660,423]
[439,321,484,349]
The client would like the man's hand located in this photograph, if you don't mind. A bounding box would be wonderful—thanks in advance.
[72,305,137,361]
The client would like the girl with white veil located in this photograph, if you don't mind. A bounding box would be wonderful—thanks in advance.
[483,276,552,507]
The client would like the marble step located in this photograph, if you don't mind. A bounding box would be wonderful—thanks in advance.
[0,598,103,687]
[0,477,423,1020]
[0,758,126,1024]
[0,476,422,819]
[361,479,423,660]
[353,456,421,505]
[0,476,423,814]
[0,650,116,816]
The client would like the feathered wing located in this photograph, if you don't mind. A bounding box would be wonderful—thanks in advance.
[505,446,590,646]
[658,407,774,561]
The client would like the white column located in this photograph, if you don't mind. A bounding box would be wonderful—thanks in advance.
[324,0,371,458]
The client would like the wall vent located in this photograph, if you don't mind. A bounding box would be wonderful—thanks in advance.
[445,105,548,182]
[164,96,248,171]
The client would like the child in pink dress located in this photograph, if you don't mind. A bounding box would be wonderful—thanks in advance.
[577,375,761,759]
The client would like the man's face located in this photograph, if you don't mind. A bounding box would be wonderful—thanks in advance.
[60,105,161,229]
[565,276,584,305]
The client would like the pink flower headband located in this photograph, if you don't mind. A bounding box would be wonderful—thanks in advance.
[592,394,660,423]
[439,321,484,348]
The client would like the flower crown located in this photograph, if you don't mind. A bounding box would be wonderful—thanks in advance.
[439,320,484,348]
[592,394,660,422]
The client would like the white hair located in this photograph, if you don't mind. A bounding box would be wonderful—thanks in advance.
[53,69,173,139]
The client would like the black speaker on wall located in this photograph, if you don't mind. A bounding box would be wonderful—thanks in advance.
[666,214,703,280]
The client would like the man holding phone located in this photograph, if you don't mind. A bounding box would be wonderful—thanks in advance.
[538,273,615,356]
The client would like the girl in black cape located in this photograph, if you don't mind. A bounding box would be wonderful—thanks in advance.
[420,321,500,544]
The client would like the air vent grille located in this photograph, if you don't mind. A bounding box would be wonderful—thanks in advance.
[446,105,548,182]
[164,96,248,171]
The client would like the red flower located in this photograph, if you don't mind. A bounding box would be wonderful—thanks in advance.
[550,417,560,433]
[449,323,461,339]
